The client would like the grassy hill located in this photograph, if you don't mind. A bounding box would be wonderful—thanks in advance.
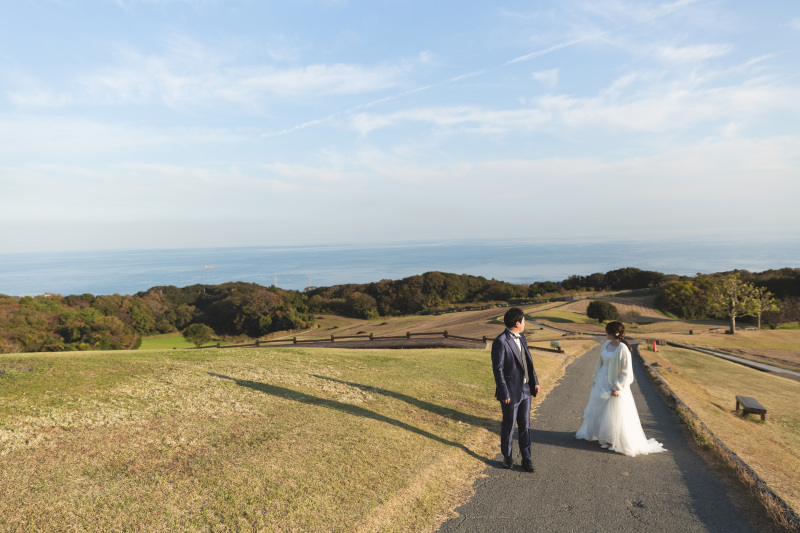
[0,341,586,531]
[7,296,800,529]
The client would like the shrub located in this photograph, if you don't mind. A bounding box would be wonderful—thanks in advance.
[586,300,619,323]
[182,323,215,347]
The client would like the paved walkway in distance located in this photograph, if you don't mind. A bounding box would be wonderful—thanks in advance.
[438,343,781,532]
[666,341,800,382]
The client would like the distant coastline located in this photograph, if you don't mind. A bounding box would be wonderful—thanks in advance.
[2,238,799,297]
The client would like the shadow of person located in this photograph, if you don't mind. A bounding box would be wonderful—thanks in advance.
[532,429,611,454]
[207,372,491,464]
[309,374,497,431]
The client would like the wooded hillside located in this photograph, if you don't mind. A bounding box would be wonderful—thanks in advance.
[2,267,798,353]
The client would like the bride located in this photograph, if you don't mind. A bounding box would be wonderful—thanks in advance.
[576,321,666,457]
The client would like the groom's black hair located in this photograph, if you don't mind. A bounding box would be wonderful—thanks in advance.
[503,307,525,329]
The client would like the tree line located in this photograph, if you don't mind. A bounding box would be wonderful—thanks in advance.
[309,268,669,318]
[0,283,314,354]
[1,267,798,353]
[659,268,800,331]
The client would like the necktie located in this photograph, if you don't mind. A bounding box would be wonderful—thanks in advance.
[511,333,528,383]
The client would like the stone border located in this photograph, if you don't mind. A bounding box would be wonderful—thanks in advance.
[634,345,800,531]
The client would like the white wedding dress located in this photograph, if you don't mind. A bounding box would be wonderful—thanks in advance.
[576,342,666,457]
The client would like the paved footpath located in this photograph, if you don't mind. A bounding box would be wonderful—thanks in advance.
[438,343,781,532]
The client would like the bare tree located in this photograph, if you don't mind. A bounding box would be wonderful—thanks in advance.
[706,273,756,334]
[620,309,641,325]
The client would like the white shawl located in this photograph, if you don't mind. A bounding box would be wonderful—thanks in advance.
[592,340,634,392]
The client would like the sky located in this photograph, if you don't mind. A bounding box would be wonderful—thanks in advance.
[2,0,799,253]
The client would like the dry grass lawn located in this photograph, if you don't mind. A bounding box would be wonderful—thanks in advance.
[646,329,800,351]
[298,302,562,344]
[639,346,800,514]
[557,295,671,322]
[645,330,800,372]
[0,342,585,532]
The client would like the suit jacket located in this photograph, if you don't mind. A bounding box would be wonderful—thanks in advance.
[491,329,539,403]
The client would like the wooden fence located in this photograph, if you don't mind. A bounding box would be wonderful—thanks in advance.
[195,330,564,353]
[195,330,490,350]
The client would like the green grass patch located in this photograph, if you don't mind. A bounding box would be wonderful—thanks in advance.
[139,335,250,350]
[0,346,575,531]
[776,322,800,330]
[138,334,195,350]
[529,310,598,325]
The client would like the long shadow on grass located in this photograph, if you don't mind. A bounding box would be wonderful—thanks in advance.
[208,373,491,463]
[310,375,497,430]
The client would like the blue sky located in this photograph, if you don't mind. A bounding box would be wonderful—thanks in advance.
[2,0,799,253]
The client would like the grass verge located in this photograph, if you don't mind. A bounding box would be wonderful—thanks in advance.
[0,343,579,532]
[638,345,800,528]
[650,329,800,353]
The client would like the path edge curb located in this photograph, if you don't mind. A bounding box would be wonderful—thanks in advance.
[634,345,800,532]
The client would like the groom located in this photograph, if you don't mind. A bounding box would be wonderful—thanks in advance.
[491,307,539,472]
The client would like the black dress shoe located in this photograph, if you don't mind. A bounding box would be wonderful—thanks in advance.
[502,455,513,469]
[522,459,535,473]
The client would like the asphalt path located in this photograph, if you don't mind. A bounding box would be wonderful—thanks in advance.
[438,342,781,532]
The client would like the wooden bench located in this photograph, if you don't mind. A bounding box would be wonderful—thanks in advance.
[736,395,767,421]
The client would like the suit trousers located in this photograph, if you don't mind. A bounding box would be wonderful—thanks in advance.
[499,385,532,459]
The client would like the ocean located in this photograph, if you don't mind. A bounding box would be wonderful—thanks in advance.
[1,239,798,297]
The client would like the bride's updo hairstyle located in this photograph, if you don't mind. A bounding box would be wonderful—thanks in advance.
[605,321,632,353]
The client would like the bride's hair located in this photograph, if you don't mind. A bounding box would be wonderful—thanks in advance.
[605,321,632,352]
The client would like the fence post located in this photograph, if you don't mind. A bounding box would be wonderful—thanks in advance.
[293,337,297,344]
[217,342,221,348]
[444,330,448,338]
[331,334,335,342]
[483,335,487,343]
[255,340,260,347]
[369,333,374,340]
[406,331,411,339]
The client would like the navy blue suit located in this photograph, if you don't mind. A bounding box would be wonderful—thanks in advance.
[491,329,539,459]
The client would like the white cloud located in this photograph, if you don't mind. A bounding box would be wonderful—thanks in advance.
[542,79,800,134]
[479,135,800,210]
[578,0,701,25]
[346,75,799,139]
[789,18,800,31]
[7,35,416,111]
[655,43,733,63]
[0,115,245,158]
[262,147,472,188]
[349,106,551,135]
[531,68,559,89]
[3,131,799,251]
[261,161,361,186]
[223,63,407,98]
